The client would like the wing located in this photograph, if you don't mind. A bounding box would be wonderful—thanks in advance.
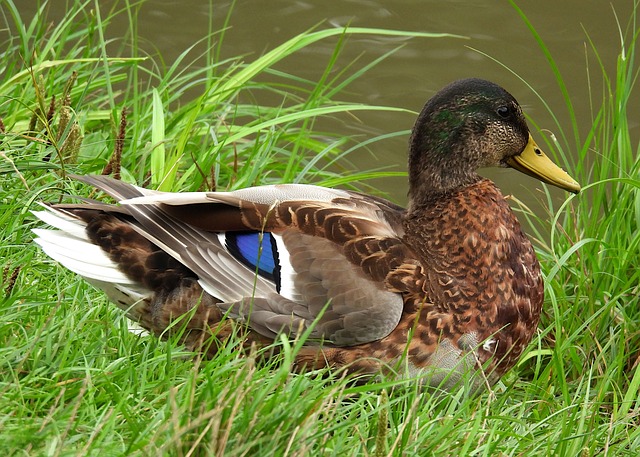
[66,175,418,346]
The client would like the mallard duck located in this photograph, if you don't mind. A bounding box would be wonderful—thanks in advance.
[33,78,580,390]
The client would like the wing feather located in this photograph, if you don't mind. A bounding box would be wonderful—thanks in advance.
[41,176,418,346]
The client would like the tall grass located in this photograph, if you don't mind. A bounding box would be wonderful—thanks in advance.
[1,0,639,455]
[509,2,640,455]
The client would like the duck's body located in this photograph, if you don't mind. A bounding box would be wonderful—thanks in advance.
[33,79,579,390]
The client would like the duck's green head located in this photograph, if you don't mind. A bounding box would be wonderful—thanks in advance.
[408,78,580,200]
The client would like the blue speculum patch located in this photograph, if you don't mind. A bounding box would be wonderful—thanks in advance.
[225,231,281,291]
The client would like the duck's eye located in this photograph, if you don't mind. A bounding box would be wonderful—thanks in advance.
[496,105,511,118]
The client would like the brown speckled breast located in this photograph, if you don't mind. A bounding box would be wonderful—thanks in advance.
[401,178,543,376]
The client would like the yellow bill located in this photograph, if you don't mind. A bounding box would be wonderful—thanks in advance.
[507,134,581,194]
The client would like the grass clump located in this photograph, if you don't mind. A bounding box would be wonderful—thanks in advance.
[1,0,640,456]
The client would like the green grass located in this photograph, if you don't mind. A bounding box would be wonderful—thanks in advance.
[1,0,640,455]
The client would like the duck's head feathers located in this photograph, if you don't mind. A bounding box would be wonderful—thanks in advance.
[408,78,580,203]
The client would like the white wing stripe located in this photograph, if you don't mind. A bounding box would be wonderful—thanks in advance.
[272,233,298,301]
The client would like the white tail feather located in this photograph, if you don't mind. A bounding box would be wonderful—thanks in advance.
[32,208,135,285]
[32,207,87,238]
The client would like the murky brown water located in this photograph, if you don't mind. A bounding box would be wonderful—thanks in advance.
[11,1,637,208]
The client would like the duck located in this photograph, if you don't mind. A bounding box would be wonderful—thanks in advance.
[32,78,580,391]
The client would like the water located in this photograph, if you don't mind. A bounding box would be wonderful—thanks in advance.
[11,0,637,207]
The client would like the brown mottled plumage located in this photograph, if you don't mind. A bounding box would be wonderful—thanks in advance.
[33,79,580,391]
